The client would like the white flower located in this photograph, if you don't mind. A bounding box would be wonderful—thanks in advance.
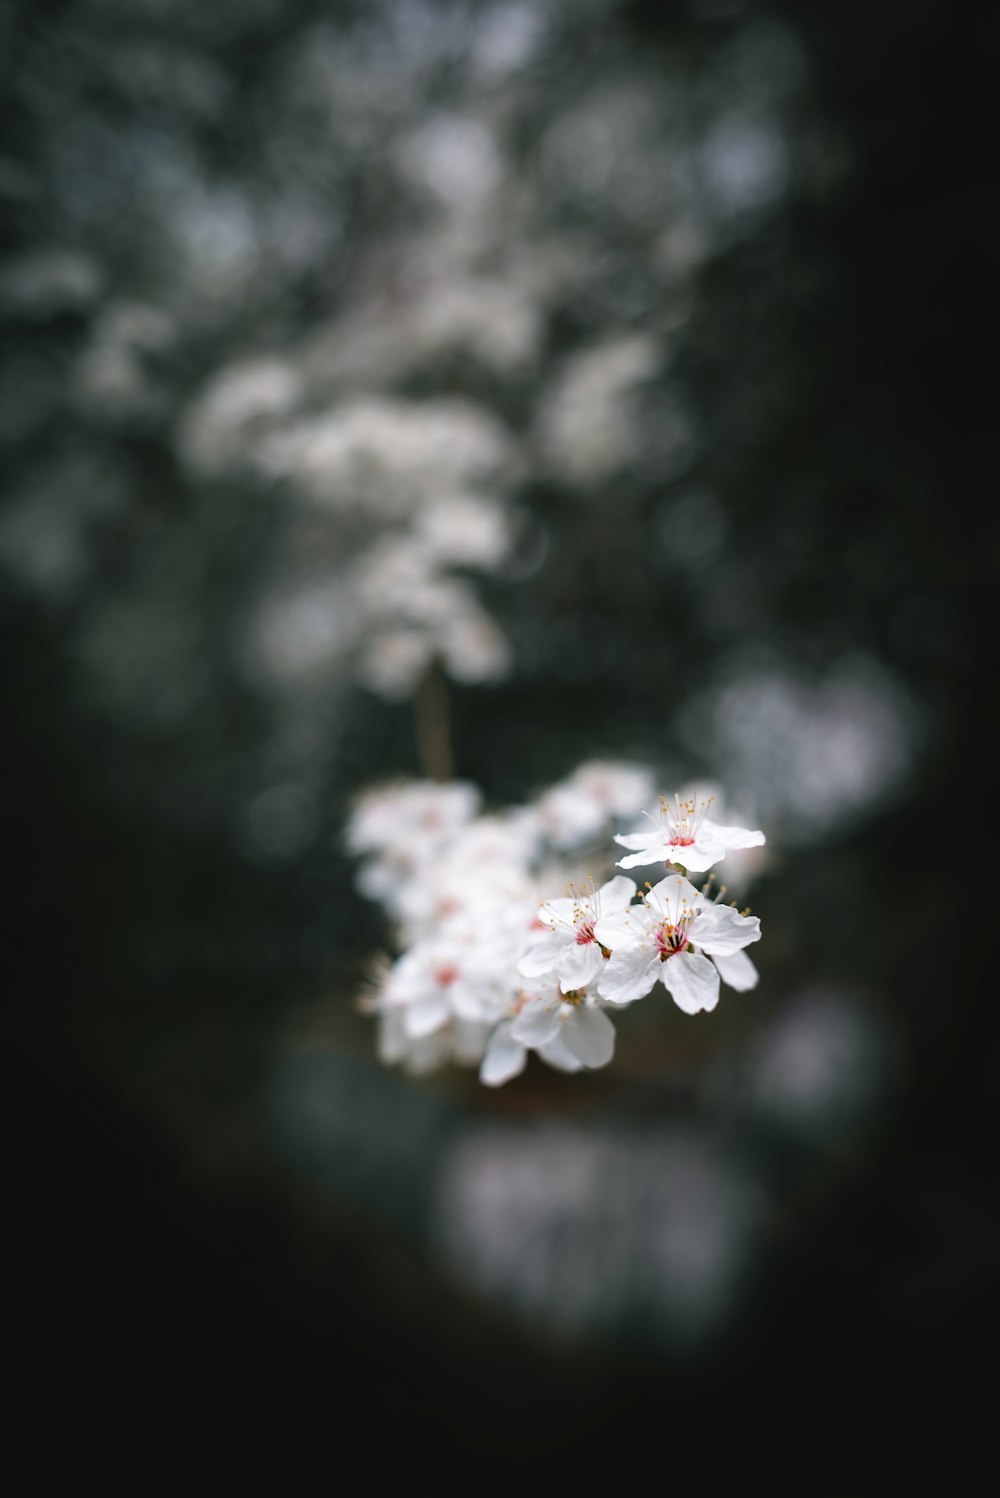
[354,797,543,948]
[351,768,766,1084]
[667,782,770,894]
[570,759,657,816]
[479,979,615,1086]
[407,281,541,376]
[394,863,537,947]
[347,781,483,905]
[594,873,761,1014]
[256,396,516,518]
[352,542,512,698]
[538,334,659,487]
[614,791,764,874]
[532,759,656,850]
[478,1019,583,1087]
[413,492,511,571]
[180,357,301,476]
[444,811,542,876]
[434,601,511,687]
[357,631,435,701]
[513,980,616,1066]
[518,874,636,992]
[381,936,508,1039]
[378,1010,493,1076]
[347,778,481,858]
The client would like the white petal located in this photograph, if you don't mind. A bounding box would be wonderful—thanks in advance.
[558,940,605,991]
[538,896,577,924]
[660,950,720,1014]
[511,1002,561,1048]
[537,1035,584,1073]
[404,994,453,1037]
[376,1012,407,1064]
[451,981,498,1022]
[712,822,766,849]
[479,1023,527,1086]
[711,949,759,992]
[613,831,658,851]
[597,944,661,1005]
[597,874,638,911]
[616,843,672,870]
[592,908,647,948]
[516,936,563,978]
[668,839,726,873]
[401,1033,449,1075]
[646,873,700,906]
[562,1006,615,1067]
[694,904,761,956]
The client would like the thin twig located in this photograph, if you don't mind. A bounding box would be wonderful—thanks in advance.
[414,658,454,781]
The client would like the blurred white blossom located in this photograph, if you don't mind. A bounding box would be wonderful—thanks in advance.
[351,539,512,699]
[537,334,659,487]
[531,759,657,850]
[681,655,918,842]
[257,396,517,516]
[180,358,302,476]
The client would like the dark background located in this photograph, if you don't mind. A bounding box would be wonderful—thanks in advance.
[4,0,995,1481]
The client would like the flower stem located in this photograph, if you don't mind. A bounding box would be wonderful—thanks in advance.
[415,659,454,782]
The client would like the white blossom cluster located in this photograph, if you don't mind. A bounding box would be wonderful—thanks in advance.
[181,380,521,702]
[347,765,765,1087]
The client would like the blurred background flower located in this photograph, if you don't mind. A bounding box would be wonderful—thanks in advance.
[4,0,993,1482]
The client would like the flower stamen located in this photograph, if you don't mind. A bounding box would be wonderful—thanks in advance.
[657,791,715,849]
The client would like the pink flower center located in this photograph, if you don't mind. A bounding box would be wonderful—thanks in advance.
[657,792,714,848]
[655,922,690,961]
[575,920,596,945]
[434,964,459,987]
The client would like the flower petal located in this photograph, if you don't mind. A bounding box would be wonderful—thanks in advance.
[405,994,453,1037]
[452,980,498,1023]
[597,943,661,1005]
[537,1035,584,1073]
[479,1022,527,1086]
[613,832,658,851]
[712,822,765,849]
[377,1012,407,1064]
[694,904,761,956]
[711,949,759,992]
[668,839,726,872]
[597,874,639,911]
[517,936,563,978]
[616,843,672,870]
[593,908,647,948]
[511,1002,561,1048]
[562,1006,615,1067]
[538,896,577,924]
[660,950,720,1014]
[558,940,606,991]
[646,873,700,907]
